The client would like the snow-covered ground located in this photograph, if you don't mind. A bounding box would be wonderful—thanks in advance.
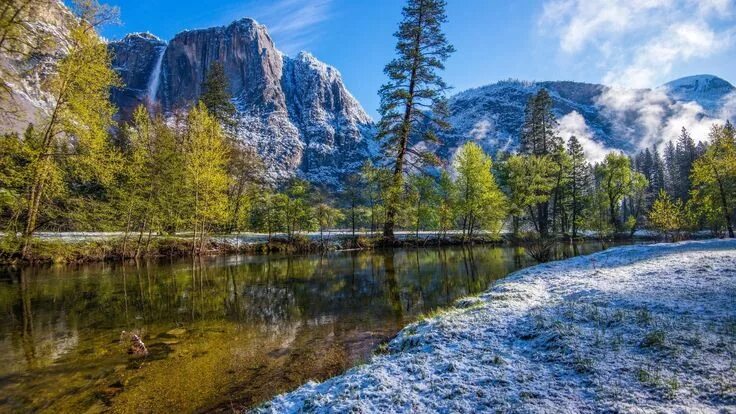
[258,239,736,413]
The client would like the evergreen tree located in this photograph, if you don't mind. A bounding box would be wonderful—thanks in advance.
[663,140,678,196]
[376,0,454,239]
[649,146,666,203]
[521,89,561,156]
[200,61,237,129]
[518,89,561,237]
[674,127,697,201]
[566,136,590,237]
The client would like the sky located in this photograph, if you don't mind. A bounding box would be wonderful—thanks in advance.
[97,0,736,120]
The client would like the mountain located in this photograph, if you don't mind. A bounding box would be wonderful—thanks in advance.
[443,75,736,162]
[663,74,735,113]
[3,1,734,180]
[0,0,76,132]
[109,19,372,185]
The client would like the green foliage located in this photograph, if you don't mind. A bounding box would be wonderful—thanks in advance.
[200,61,237,129]
[502,154,556,237]
[377,0,454,237]
[407,174,440,236]
[595,152,648,232]
[182,103,230,250]
[648,190,687,241]
[690,123,736,238]
[453,142,507,238]
[521,89,562,156]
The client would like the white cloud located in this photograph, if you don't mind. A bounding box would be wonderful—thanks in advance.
[540,0,736,88]
[469,119,493,141]
[557,111,614,163]
[720,91,736,120]
[595,86,727,151]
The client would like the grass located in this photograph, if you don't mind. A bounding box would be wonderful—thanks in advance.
[640,329,666,348]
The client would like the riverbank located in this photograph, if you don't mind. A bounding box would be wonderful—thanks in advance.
[258,239,736,413]
[0,230,668,265]
[0,232,498,264]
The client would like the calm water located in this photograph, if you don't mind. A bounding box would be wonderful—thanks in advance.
[0,242,620,413]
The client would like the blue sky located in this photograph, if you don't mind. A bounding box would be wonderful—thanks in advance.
[98,0,736,119]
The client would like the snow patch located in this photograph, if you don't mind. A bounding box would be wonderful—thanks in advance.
[260,239,736,413]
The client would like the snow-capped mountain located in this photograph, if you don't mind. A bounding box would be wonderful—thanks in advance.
[662,75,735,113]
[444,75,736,162]
[109,19,372,185]
[0,0,76,132]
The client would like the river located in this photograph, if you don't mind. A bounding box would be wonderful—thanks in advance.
[0,242,625,412]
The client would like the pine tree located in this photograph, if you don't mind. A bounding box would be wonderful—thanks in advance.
[664,140,678,196]
[200,61,237,130]
[376,0,454,239]
[519,89,561,237]
[675,127,697,201]
[649,146,666,203]
[521,89,561,156]
[566,136,590,238]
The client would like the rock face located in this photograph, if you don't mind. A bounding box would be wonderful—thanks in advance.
[109,19,372,185]
[109,33,166,121]
[0,0,76,132]
[443,75,736,161]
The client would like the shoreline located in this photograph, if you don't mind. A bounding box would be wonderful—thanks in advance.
[0,231,666,265]
[257,239,736,413]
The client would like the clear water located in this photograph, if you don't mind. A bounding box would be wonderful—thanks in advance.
[0,242,622,413]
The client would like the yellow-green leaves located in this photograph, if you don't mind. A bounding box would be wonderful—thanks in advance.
[648,190,687,241]
[453,142,507,237]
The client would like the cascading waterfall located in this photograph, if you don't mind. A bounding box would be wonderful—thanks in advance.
[146,45,166,111]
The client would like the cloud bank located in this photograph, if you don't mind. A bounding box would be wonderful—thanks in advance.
[540,0,736,88]
[557,111,614,163]
[542,0,735,151]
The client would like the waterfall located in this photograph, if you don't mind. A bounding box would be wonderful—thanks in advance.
[146,45,166,111]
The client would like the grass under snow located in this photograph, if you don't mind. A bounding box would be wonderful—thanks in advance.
[258,239,736,413]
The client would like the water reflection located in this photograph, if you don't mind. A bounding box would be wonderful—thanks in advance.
[0,242,618,412]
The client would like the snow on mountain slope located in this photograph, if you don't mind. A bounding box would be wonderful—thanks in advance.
[110,19,373,185]
[0,0,76,132]
[444,76,736,163]
[662,74,735,113]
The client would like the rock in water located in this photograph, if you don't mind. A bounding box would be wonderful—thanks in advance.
[128,334,148,356]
